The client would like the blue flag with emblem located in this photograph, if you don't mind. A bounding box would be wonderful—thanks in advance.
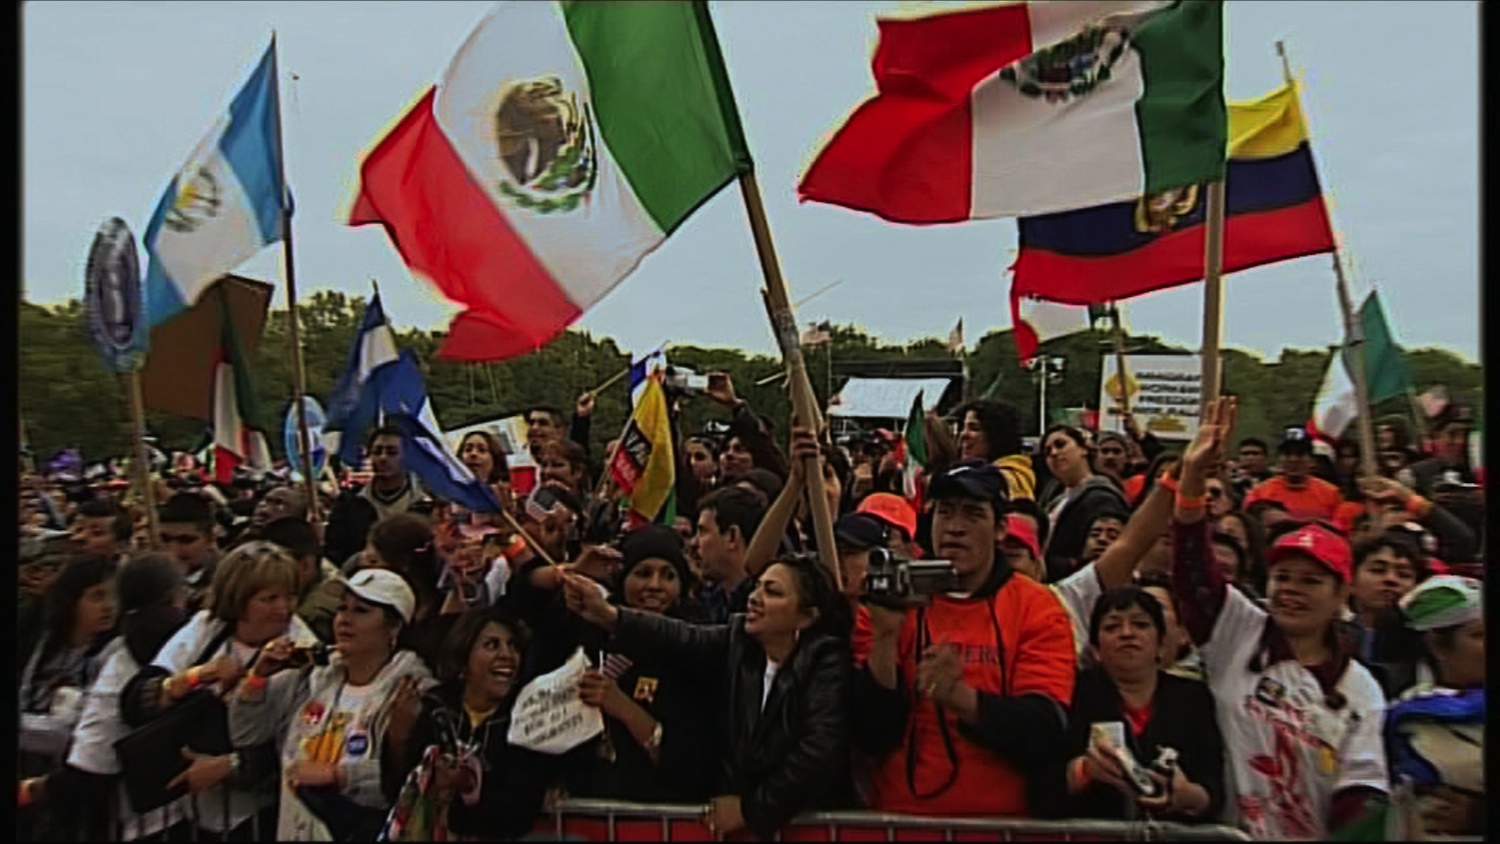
[142,39,291,331]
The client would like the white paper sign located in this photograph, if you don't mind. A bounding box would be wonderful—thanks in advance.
[506,647,603,754]
[1098,354,1207,442]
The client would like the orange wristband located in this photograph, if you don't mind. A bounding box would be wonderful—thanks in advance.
[186,667,203,690]
[1157,474,1181,494]
[1176,492,1207,510]
[1405,495,1432,518]
[1068,757,1091,791]
[240,675,268,699]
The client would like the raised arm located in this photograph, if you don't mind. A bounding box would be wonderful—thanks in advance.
[1093,456,1181,590]
[745,427,817,578]
[1170,398,1237,645]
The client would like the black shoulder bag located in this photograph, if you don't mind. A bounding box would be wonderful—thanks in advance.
[113,626,237,814]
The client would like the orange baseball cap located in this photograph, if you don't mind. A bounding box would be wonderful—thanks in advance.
[857,493,917,541]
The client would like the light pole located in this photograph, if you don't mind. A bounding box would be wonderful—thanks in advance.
[1026,356,1067,436]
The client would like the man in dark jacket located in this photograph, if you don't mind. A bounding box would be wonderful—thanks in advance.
[853,460,1076,818]
[1399,404,1483,546]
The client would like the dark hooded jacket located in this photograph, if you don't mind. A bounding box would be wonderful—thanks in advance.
[1039,475,1131,583]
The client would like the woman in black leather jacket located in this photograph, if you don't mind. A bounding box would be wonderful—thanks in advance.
[563,554,852,839]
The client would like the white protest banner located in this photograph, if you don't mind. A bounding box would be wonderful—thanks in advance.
[506,647,603,754]
[1099,355,1205,442]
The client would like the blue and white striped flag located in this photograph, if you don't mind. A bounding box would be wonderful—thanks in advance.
[324,293,400,464]
[142,40,292,331]
[381,352,500,515]
[629,348,667,407]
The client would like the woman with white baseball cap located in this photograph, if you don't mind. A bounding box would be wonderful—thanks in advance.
[229,568,432,841]
[1383,576,1484,838]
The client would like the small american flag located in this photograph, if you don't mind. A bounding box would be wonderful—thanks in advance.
[601,652,633,681]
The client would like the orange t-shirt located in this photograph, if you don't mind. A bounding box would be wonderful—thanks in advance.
[1243,476,1344,522]
[869,576,1075,817]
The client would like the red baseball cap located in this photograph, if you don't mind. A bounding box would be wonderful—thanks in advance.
[857,493,918,542]
[1002,514,1042,562]
[1266,524,1353,584]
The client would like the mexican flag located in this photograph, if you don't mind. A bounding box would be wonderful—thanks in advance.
[1308,292,1412,443]
[900,391,927,505]
[799,0,1226,222]
[350,0,751,362]
[211,291,271,484]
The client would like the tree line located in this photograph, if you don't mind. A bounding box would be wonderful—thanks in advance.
[19,293,1482,463]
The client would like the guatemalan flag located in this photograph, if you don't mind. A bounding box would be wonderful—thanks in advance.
[142,40,291,331]
[324,293,401,465]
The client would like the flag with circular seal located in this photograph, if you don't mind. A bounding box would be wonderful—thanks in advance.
[83,216,147,372]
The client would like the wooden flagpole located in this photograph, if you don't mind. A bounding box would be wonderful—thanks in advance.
[126,371,162,550]
[1111,302,1133,424]
[1278,41,1378,477]
[738,171,842,590]
[1199,179,1227,410]
[269,32,322,524]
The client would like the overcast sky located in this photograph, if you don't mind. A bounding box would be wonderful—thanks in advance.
[24,1,1480,365]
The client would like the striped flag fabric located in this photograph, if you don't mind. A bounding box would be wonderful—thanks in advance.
[901,390,928,504]
[1010,296,1109,362]
[608,373,675,523]
[799,1,1226,222]
[600,652,634,682]
[1307,292,1411,442]
[324,293,401,464]
[381,355,502,515]
[1012,81,1337,305]
[210,286,272,483]
[628,348,667,407]
[349,1,751,362]
[143,41,291,331]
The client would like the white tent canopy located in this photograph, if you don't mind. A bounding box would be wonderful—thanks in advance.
[829,377,955,420]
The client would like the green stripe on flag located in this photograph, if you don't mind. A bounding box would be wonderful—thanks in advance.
[1133,0,1227,192]
[1357,293,1412,404]
[218,285,262,431]
[562,0,752,234]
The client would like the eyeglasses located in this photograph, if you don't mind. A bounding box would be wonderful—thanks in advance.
[1206,487,1224,498]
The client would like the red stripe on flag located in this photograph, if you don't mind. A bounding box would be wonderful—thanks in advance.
[350,88,581,362]
[1012,198,1336,304]
[1009,290,1042,363]
[798,4,1033,224]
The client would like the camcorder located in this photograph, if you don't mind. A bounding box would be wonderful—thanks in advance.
[286,643,332,670]
[861,548,959,609]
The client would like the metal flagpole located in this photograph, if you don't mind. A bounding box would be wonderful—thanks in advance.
[1278,40,1378,477]
[268,32,321,522]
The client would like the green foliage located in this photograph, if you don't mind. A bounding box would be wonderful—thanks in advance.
[18,294,1483,461]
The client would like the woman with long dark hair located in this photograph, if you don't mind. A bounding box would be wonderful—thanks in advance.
[563,554,853,839]
[382,609,560,840]
[1037,426,1129,582]
[19,554,118,764]
[19,555,193,840]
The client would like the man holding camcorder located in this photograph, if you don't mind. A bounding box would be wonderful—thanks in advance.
[852,460,1077,819]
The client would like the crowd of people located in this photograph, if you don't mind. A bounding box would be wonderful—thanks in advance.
[15,375,1486,841]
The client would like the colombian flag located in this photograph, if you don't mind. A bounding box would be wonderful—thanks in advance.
[1011,81,1335,305]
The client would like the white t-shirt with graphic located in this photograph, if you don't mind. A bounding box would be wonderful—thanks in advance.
[1201,586,1389,840]
[278,681,386,842]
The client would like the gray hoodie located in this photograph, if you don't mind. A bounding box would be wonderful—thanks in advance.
[230,649,431,839]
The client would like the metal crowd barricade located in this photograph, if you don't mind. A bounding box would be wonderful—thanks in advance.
[536,798,1255,842]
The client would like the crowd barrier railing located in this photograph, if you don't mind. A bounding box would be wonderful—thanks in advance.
[535,797,1256,842]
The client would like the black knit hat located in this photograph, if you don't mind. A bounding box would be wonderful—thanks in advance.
[618,524,692,586]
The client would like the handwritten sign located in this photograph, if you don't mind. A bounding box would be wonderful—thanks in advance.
[1098,354,1206,442]
[506,648,603,755]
